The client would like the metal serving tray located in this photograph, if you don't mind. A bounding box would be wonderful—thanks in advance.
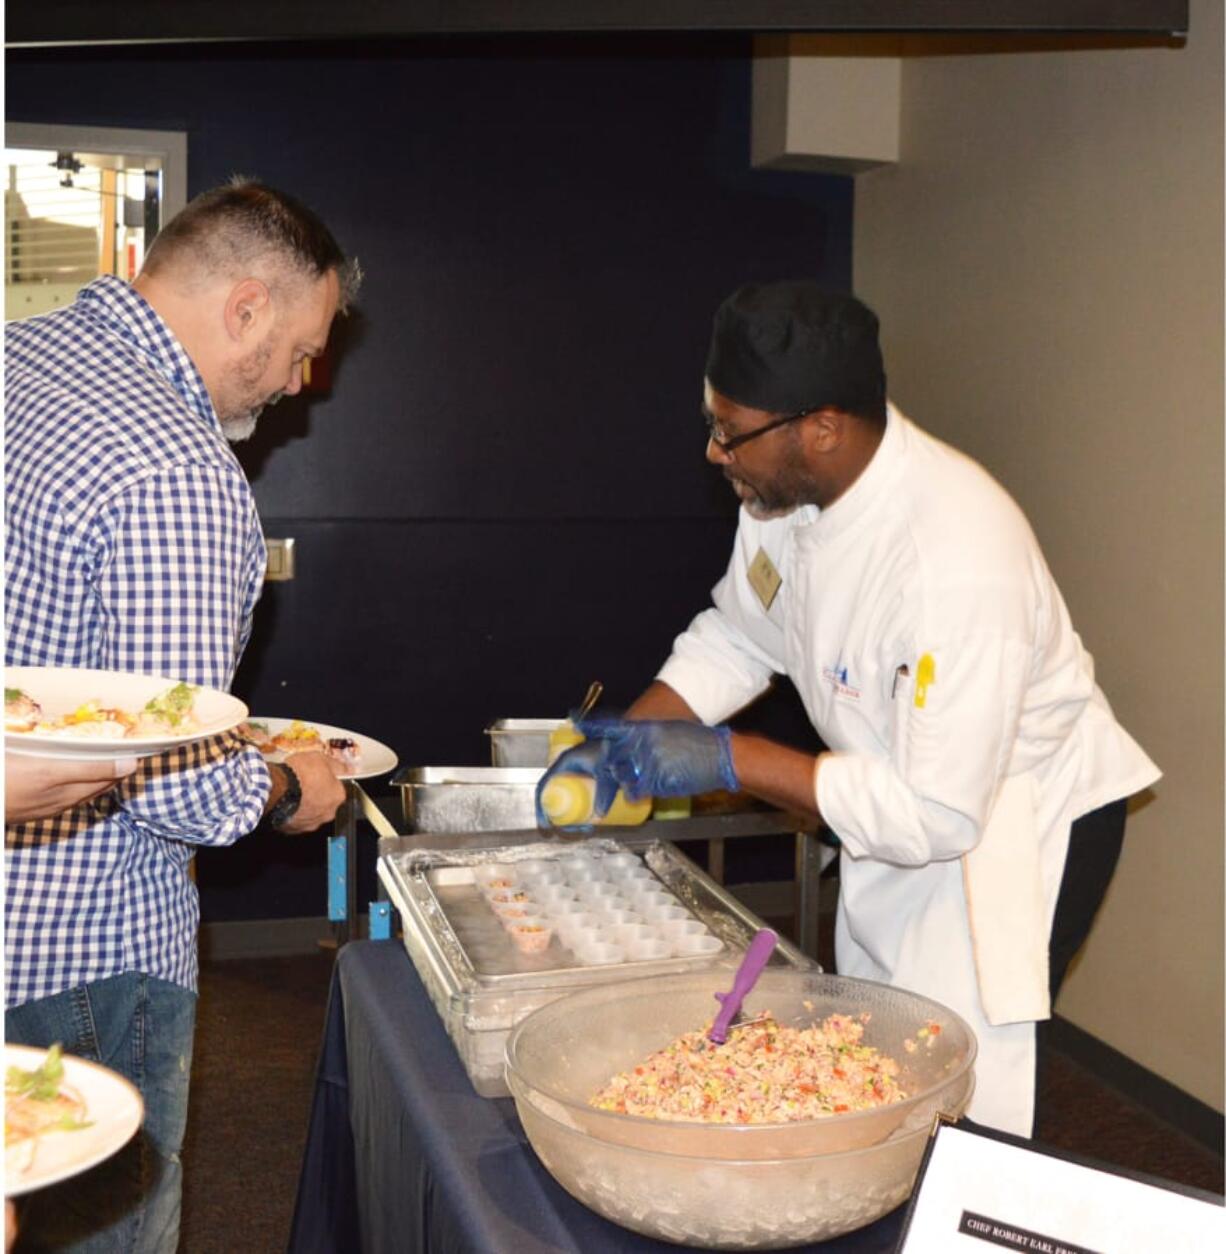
[377,836,815,1097]
[484,718,563,767]
[391,765,543,832]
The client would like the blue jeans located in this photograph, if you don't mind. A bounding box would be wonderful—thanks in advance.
[5,973,196,1254]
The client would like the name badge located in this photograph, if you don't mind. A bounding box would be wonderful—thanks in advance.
[747,546,782,611]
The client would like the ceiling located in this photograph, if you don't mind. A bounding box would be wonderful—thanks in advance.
[6,1,1190,49]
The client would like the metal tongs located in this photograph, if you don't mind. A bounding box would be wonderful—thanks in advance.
[708,927,779,1045]
[574,680,603,722]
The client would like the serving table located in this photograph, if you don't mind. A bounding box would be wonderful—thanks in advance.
[287,940,907,1254]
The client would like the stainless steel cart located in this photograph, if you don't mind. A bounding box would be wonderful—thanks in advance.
[326,776,833,959]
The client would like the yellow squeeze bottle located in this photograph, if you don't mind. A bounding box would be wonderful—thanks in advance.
[540,722,652,827]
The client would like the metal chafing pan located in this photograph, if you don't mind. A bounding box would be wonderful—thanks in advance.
[484,718,563,767]
[377,835,815,1097]
[391,765,543,833]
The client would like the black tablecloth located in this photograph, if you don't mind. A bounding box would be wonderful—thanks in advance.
[287,941,908,1254]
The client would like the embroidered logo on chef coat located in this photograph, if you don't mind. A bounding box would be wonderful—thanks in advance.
[821,664,861,701]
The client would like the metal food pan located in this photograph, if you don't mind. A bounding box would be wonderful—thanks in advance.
[485,718,564,768]
[377,836,815,1097]
[379,836,813,1005]
[423,861,725,981]
[392,765,543,832]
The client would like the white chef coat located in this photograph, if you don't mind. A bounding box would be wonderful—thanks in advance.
[657,404,1160,1135]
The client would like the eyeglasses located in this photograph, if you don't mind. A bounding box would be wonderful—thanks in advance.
[703,405,818,454]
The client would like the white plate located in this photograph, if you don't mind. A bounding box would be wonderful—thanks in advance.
[4,1045,144,1197]
[243,716,398,781]
[4,667,248,762]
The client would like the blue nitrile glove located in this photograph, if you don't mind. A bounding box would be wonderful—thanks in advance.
[534,737,620,829]
[574,718,739,807]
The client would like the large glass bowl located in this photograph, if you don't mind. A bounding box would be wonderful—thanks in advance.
[508,1086,936,1250]
[505,969,976,1248]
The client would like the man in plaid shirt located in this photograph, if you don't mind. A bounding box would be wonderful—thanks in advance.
[5,180,358,1252]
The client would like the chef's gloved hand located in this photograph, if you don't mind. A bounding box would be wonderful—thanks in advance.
[574,717,739,805]
[534,737,619,829]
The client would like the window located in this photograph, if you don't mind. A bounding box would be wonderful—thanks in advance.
[4,123,186,321]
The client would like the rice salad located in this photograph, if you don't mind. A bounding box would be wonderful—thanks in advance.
[590,1012,914,1124]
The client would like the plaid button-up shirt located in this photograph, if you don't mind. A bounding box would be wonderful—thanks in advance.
[5,276,273,1007]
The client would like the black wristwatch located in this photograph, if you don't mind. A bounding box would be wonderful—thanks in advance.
[268,762,302,829]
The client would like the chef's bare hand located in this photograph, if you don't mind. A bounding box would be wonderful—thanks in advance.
[5,752,139,823]
[277,750,347,834]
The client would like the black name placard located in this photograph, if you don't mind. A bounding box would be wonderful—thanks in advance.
[958,1208,1102,1254]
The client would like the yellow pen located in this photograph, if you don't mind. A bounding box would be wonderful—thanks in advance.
[914,653,936,708]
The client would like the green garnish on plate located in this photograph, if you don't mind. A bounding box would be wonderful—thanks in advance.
[143,681,198,728]
[6,1042,66,1102]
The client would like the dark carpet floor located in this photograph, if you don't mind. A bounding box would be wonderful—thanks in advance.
[179,949,1224,1254]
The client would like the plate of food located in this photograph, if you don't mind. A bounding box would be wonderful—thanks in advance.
[4,667,248,761]
[5,1044,144,1197]
[237,717,398,781]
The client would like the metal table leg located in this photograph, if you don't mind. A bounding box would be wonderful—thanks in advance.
[707,836,725,885]
[794,829,823,962]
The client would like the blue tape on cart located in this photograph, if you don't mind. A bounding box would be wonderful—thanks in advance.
[327,836,347,922]
[370,902,392,940]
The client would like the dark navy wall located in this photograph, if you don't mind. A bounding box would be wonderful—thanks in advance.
[7,37,851,920]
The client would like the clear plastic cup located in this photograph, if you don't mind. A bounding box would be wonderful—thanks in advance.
[658,918,709,943]
[624,875,668,894]
[606,865,654,886]
[518,866,565,889]
[572,940,625,966]
[559,930,603,957]
[590,892,631,913]
[625,889,672,913]
[601,852,640,872]
[558,850,597,866]
[559,856,605,882]
[545,897,590,921]
[508,919,554,954]
[492,899,538,927]
[533,883,579,909]
[488,900,534,927]
[673,933,723,957]
[474,865,519,894]
[610,922,656,948]
[556,912,602,943]
[478,881,520,902]
[576,882,619,905]
[627,937,672,961]
[640,904,690,924]
[633,878,673,895]
[597,908,642,928]
[487,886,532,905]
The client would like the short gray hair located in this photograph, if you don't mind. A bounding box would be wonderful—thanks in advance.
[142,176,362,311]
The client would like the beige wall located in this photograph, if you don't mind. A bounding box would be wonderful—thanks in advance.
[797,6,1224,1107]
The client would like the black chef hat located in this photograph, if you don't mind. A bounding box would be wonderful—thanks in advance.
[705,281,886,418]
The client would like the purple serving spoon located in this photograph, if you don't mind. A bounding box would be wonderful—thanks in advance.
[708,927,779,1045]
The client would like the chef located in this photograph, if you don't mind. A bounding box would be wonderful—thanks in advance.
[539,280,1160,1136]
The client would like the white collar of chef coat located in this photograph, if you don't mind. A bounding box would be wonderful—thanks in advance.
[789,401,908,545]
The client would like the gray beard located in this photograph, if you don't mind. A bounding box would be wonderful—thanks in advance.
[220,389,285,443]
[222,412,259,443]
[744,497,794,521]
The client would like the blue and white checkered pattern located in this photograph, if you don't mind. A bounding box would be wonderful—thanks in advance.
[5,277,273,1007]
